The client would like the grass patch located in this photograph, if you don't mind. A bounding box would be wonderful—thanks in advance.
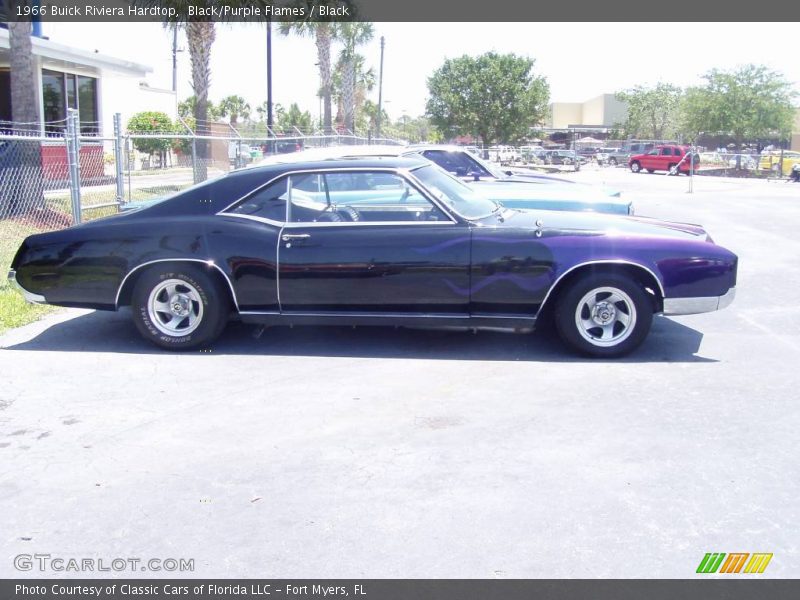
[0,221,57,334]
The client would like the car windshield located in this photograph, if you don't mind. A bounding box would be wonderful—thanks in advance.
[411,164,500,220]
[458,149,507,179]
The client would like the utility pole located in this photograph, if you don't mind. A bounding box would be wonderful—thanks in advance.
[267,21,273,129]
[172,27,178,93]
[376,36,385,138]
[171,27,178,117]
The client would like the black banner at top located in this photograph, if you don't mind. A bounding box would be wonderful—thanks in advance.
[2,0,798,22]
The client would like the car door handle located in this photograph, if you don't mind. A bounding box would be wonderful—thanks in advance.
[281,233,310,242]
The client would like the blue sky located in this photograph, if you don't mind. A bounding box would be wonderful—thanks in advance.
[46,22,799,122]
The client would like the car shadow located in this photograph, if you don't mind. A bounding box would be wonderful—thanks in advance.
[2,309,716,363]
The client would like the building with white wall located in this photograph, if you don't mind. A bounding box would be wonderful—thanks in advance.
[0,26,176,136]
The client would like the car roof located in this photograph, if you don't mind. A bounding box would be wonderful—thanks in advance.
[241,155,430,177]
[255,144,411,166]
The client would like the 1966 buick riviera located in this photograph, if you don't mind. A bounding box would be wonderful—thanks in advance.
[9,157,737,357]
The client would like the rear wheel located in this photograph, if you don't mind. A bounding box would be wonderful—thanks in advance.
[131,264,230,350]
[609,157,618,166]
[667,162,677,175]
[630,161,641,173]
[554,273,653,358]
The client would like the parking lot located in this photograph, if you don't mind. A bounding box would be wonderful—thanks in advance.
[1,167,798,578]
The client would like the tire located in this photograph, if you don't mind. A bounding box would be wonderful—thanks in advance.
[609,157,618,166]
[630,161,641,173]
[554,273,653,358]
[131,264,230,350]
[667,163,677,175]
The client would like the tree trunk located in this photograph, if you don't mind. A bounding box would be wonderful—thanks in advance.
[343,58,356,133]
[316,26,333,134]
[4,20,44,218]
[186,22,215,183]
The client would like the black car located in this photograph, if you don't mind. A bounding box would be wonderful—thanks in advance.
[9,157,738,357]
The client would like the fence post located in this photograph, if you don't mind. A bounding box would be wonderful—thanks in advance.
[65,108,82,224]
[191,137,199,183]
[113,113,125,204]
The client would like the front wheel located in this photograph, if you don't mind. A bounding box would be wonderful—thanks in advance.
[609,157,618,166]
[131,264,230,350]
[554,273,653,358]
[630,161,641,173]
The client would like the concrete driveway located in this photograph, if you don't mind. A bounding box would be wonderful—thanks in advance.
[1,169,798,578]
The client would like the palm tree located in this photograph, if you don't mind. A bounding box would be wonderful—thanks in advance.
[332,53,375,134]
[183,21,216,182]
[141,3,217,181]
[218,95,251,128]
[4,20,44,217]
[279,14,338,134]
[336,23,374,133]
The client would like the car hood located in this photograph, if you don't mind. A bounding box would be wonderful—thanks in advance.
[468,180,630,213]
[477,208,709,241]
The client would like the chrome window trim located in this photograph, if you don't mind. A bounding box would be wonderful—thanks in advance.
[114,258,240,311]
[537,260,666,314]
[217,166,459,224]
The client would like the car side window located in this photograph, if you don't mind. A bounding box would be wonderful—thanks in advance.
[287,171,447,224]
[647,149,659,156]
[227,177,288,222]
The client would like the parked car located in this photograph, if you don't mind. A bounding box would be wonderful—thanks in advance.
[758,151,800,176]
[10,156,737,357]
[540,149,582,167]
[488,145,518,164]
[258,145,631,213]
[606,143,658,167]
[629,145,700,175]
[595,148,620,165]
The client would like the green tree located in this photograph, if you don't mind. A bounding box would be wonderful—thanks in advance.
[127,112,174,167]
[681,64,797,150]
[178,96,219,121]
[615,83,683,140]
[276,103,313,132]
[218,95,251,127]
[426,53,549,146]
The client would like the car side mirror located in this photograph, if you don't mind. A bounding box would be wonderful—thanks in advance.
[471,171,481,181]
[504,170,513,176]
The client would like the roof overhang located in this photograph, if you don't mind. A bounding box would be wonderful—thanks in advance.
[0,28,151,77]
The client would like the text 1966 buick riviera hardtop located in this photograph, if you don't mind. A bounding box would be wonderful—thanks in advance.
[9,157,737,357]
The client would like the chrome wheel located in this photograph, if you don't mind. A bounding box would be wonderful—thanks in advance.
[147,278,204,336]
[574,286,637,348]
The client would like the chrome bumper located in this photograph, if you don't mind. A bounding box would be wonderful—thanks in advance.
[7,269,46,304]
[662,287,736,316]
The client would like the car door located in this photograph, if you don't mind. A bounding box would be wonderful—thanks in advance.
[277,169,471,315]
[642,148,659,170]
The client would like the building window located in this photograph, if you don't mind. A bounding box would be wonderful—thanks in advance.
[42,69,99,135]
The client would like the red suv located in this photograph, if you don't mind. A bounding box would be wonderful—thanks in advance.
[629,145,699,175]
